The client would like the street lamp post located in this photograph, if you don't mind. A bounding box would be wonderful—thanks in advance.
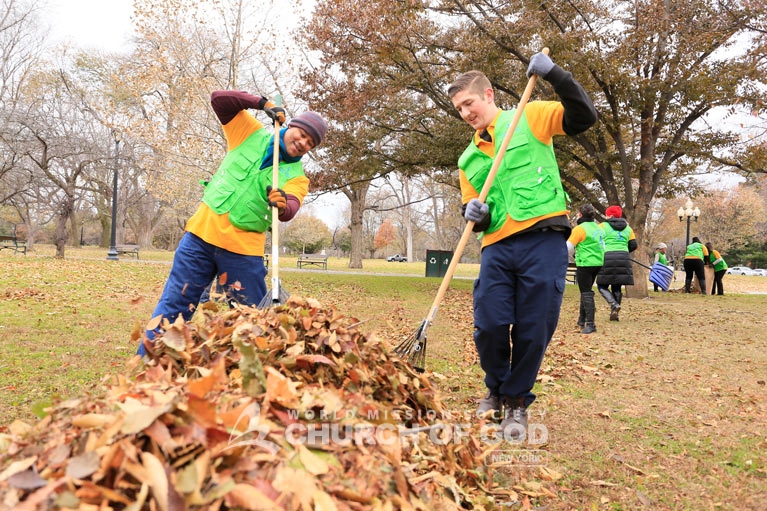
[107,136,120,260]
[677,198,700,247]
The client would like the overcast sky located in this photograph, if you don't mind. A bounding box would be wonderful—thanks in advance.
[46,0,135,52]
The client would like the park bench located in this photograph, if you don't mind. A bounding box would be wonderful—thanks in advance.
[0,234,27,255]
[297,253,328,270]
[115,244,140,259]
[565,262,577,284]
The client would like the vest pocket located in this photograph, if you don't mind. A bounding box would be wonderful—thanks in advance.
[505,166,563,220]
[501,133,531,170]
[231,197,271,232]
[204,179,236,209]
[225,152,258,181]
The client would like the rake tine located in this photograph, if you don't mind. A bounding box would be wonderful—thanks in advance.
[394,320,428,372]
[257,279,290,310]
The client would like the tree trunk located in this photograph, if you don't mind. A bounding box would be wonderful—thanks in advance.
[403,180,414,262]
[54,198,74,258]
[625,263,648,299]
[345,181,370,269]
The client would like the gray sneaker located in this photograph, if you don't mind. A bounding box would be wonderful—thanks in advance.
[500,397,528,441]
[476,391,501,419]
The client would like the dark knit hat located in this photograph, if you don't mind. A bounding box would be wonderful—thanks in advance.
[605,205,622,218]
[289,111,327,147]
[579,203,597,221]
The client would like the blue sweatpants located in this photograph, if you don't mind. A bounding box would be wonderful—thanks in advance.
[138,232,267,355]
[473,229,568,406]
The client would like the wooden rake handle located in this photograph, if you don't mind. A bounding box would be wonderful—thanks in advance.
[423,48,550,325]
[270,115,281,297]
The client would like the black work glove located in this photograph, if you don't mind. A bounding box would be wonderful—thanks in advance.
[266,185,287,212]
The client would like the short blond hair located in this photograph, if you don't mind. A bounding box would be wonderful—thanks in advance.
[447,70,492,99]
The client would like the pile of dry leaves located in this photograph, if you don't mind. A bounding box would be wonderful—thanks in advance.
[0,296,498,510]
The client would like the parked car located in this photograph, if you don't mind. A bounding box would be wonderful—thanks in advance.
[752,269,767,277]
[726,266,756,275]
[387,254,407,262]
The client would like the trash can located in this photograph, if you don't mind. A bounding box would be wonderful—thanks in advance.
[425,250,454,278]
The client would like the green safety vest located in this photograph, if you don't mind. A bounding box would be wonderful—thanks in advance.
[458,109,566,234]
[710,250,728,271]
[602,222,632,252]
[684,242,704,260]
[575,221,605,267]
[202,129,304,232]
[655,252,668,265]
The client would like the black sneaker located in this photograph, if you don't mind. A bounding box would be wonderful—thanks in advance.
[476,391,501,419]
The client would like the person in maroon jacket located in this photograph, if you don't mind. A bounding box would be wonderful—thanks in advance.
[139,91,326,356]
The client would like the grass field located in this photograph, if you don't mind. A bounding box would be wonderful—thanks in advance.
[1,246,766,510]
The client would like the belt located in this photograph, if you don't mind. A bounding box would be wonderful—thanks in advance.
[527,225,566,234]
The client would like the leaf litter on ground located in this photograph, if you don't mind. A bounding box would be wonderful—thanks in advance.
[0,295,546,510]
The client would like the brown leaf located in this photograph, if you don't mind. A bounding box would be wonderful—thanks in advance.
[141,451,169,511]
[146,314,163,331]
[297,444,329,476]
[72,413,117,429]
[66,451,100,479]
[224,483,278,510]
[12,480,66,511]
[186,357,227,398]
[313,489,339,511]
[118,398,172,435]
[265,367,300,408]
[0,456,37,482]
[8,469,47,490]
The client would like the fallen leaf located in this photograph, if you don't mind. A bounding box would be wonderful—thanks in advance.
[8,469,47,490]
[313,489,339,511]
[0,456,37,482]
[66,451,100,480]
[141,451,169,511]
[224,483,277,510]
[298,444,330,476]
[637,489,652,506]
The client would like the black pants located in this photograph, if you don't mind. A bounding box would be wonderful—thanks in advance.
[576,266,601,292]
[712,269,726,295]
[683,258,705,293]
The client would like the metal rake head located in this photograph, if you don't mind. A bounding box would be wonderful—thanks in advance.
[393,320,428,372]
[256,282,290,310]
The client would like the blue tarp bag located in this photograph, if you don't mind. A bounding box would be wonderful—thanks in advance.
[649,262,674,291]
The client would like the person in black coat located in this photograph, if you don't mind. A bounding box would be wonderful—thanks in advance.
[596,205,637,321]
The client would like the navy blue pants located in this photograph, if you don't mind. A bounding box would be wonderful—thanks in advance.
[139,232,267,355]
[473,229,568,406]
